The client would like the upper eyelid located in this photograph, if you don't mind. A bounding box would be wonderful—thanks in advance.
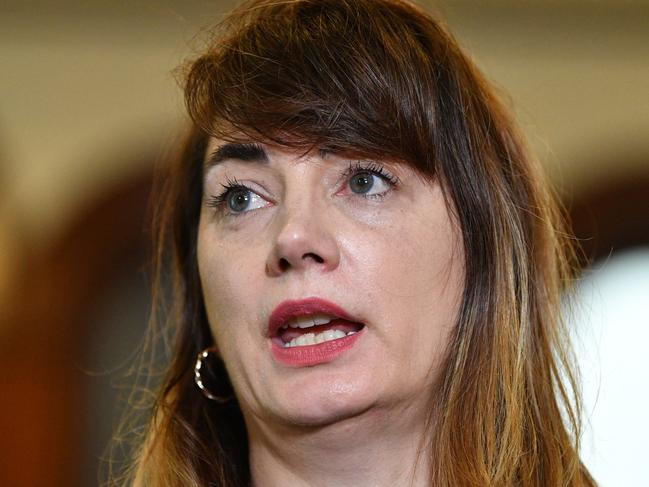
[334,161,400,186]
[217,175,269,198]
[209,161,398,200]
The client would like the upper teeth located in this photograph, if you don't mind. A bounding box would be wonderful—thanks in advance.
[281,313,335,330]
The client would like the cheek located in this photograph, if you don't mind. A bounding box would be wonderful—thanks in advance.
[346,206,464,372]
[350,214,462,311]
[196,221,264,347]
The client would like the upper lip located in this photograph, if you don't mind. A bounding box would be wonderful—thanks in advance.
[267,297,361,337]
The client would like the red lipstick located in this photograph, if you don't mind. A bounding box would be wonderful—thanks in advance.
[267,297,365,367]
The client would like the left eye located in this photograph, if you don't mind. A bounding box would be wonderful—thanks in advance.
[348,170,392,196]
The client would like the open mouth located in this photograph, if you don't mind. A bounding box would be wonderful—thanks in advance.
[272,314,365,348]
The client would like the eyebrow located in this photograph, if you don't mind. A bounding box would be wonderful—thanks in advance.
[204,142,269,171]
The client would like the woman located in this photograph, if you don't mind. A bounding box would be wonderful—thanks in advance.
[124,0,596,485]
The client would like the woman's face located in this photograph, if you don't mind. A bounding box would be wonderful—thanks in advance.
[197,139,464,427]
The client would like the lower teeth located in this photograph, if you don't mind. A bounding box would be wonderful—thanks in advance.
[284,330,356,348]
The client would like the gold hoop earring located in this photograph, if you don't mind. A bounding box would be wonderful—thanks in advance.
[194,348,235,403]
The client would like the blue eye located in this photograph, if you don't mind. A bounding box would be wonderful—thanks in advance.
[227,188,252,212]
[349,171,392,195]
[345,162,399,198]
[207,177,269,216]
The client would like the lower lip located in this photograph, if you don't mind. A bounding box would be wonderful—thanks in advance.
[270,328,365,367]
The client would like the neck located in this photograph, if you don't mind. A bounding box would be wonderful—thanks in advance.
[246,402,433,487]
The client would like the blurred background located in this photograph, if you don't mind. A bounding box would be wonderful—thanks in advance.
[0,0,647,485]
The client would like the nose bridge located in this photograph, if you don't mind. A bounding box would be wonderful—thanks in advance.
[266,180,340,276]
[282,180,322,228]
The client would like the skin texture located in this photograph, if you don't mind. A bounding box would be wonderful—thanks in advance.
[197,140,465,486]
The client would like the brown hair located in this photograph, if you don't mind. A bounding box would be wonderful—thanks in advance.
[117,0,596,485]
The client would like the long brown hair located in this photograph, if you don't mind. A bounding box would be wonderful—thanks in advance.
[118,0,596,485]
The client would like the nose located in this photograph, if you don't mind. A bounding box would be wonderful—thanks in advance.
[265,201,341,277]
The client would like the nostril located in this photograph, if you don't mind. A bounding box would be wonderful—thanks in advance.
[303,253,324,264]
[275,253,325,273]
[278,258,290,272]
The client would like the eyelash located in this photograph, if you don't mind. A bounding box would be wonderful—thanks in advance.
[205,161,400,217]
[205,175,248,211]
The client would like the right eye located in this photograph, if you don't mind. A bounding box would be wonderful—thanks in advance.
[207,181,271,216]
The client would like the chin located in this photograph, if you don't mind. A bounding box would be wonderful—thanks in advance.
[270,374,377,428]
[280,401,374,429]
